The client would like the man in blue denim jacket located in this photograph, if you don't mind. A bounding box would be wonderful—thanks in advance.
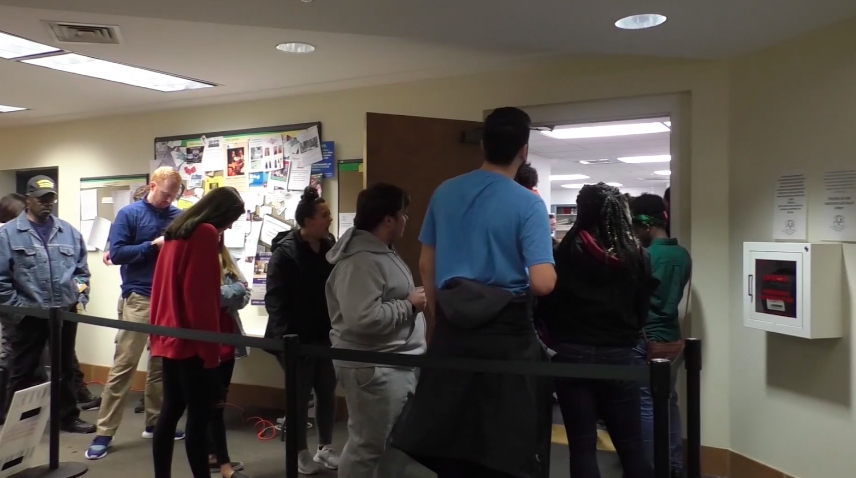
[0,176,94,433]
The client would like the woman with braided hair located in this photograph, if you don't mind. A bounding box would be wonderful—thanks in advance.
[540,182,657,478]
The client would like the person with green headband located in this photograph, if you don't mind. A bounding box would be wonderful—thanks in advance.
[629,193,691,478]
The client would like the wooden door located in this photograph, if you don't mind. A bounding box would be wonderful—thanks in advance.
[365,113,484,285]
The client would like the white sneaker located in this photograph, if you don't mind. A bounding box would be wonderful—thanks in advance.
[297,449,321,475]
[313,445,340,470]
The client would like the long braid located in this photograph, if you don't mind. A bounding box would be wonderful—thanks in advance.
[564,183,643,274]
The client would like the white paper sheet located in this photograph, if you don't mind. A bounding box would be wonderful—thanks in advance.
[820,169,856,242]
[338,213,355,238]
[297,125,323,166]
[259,215,291,246]
[80,220,94,251]
[242,221,263,259]
[200,136,225,172]
[80,189,98,221]
[112,190,131,219]
[224,220,248,249]
[772,171,807,240]
[287,163,311,191]
[87,217,112,251]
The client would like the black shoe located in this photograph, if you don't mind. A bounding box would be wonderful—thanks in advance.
[60,418,96,434]
[80,396,102,411]
[134,398,144,414]
[76,386,96,404]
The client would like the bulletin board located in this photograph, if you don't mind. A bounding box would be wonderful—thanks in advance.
[79,174,150,251]
[151,122,326,295]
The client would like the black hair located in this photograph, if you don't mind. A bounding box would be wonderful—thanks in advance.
[133,185,149,202]
[483,107,531,166]
[629,193,668,229]
[514,162,539,190]
[566,182,642,271]
[165,187,245,240]
[0,193,25,223]
[295,186,325,228]
[354,183,410,232]
[548,213,556,219]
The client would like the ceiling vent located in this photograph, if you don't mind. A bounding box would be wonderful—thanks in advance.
[46,22,123,45]
[578,159,618,165]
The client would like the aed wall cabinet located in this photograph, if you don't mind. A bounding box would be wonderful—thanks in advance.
[743,242,843,339]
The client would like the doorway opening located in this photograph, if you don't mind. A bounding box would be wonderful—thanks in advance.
[528,118,672,241]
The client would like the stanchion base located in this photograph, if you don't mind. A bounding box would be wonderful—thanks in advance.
[14,462,88,478]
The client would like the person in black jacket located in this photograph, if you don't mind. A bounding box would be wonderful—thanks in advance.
[264,186,339,475]
[540,183,657,478]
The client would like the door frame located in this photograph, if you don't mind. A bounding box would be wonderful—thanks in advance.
[507,93,690,249]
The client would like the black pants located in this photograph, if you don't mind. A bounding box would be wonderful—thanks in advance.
[207,359,235,466]
[432,458,518,478]
[153,356,216,478]
[3,316,79,424]
[276,352,337,450]
[553,343,653,478]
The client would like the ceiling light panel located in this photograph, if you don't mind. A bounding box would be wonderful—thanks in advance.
[560,182,623,189]
[0,104,27,113]
[617,155,671,164]
[654,170,671,176]
[549,174,590,181]
[541,121,670,140]
[21,53,215,92]
[0,31,61,59]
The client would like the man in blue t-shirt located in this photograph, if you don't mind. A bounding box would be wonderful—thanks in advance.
[393,107,557,478]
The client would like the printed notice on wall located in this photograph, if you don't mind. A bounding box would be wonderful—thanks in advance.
[820,170,856,242]
[772,171,807,240]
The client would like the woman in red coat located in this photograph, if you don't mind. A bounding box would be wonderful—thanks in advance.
[150,186,245,478]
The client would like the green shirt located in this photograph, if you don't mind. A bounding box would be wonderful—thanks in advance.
[644,238,692,342]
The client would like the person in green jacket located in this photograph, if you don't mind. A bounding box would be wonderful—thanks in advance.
[630,193,692,478]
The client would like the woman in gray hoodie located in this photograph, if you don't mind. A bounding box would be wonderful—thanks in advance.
[325,184,427,478]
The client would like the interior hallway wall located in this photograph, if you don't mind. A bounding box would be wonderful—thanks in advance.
[729,15,856,478]
[0,54,731,449]
[528,154,552,210]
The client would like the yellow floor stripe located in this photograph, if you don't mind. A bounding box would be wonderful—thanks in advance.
[550,425,617,452]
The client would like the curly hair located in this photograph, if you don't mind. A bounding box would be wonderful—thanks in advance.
[514,162,539,190]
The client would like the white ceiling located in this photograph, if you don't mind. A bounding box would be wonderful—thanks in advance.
[1,0,855,127]
[530,118,671,191]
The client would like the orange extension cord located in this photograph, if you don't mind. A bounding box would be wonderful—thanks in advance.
[85,381,279,441]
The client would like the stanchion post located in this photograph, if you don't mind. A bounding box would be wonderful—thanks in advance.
[684,338,702,478]
[48,307,61,471]
[650,358,672,478]
[283,335,301,478]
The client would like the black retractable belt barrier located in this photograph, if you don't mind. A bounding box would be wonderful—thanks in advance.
[283,335,300,478]
[0,304,704,478]
[650,358,672,478]
[684,338,703,478]
[15,308,88,478]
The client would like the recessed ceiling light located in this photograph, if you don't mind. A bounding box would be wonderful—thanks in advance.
[617,155,671,164]
[654,170,671,176]
[615,14,668,30]
[276,42,315,54]
[579,159,611,165]
[549,174,590,181]
[0,104,27,113]
[0,31,61,59]
[21,53,215,92]
[541,121,670,140]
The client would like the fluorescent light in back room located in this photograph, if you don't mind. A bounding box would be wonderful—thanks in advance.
[560,182,622,189]
[654,170,671,176]
[0,31,61,59]
[21,53,215,92]
[0,104,27,113]
[549,174,590,181]
[617,155,671,164]
[541,121,670,140]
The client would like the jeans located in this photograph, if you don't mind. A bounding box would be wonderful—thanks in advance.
[553,343,653,478]
[208,359,235,466]
[3,315,80,424]
[153,356,216,478]
[633,340,683,471]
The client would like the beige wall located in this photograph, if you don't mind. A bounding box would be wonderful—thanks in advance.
[0,54,732,448]
[729,16,856,478]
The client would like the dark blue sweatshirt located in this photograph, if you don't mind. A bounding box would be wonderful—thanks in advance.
[109,198,182,298]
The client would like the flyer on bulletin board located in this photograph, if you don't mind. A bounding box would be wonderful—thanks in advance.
[250,252,271,306]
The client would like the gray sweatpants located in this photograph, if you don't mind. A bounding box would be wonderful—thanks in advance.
[336,366,416,478]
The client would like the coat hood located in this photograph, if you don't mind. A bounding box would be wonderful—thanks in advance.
[326,228,393,264]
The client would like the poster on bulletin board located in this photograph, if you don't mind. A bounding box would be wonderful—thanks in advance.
[151,122,321,301]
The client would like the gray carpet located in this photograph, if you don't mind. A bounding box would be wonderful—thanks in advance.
[21,386,623,478]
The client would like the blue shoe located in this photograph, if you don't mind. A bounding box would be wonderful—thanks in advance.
[84,436,112,460]
[142,427,185,440]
